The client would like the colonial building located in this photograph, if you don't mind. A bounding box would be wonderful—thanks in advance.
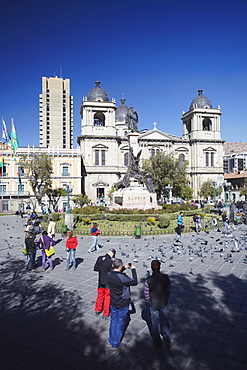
[78,83,225,202]
[0,144,82,212]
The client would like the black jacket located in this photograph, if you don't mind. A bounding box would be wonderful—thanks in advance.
[107,269,138,309]
[94,254,113,286]
[147,271,171,310]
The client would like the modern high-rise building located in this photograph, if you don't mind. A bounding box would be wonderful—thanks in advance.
[39,77,73,149]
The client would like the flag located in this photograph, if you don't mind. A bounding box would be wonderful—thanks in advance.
[11,118,19,161]
[0,155,3,176]
[18,171,22,185]
[2,118,11,147]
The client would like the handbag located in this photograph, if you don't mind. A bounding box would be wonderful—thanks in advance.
[22,245,28,255]
[45,245,55,257]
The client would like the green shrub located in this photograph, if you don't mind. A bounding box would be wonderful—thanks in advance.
[147,217,156,225]
[43,214,49,222]
[81,217,91,225]
[72,206,101,215]
[158,214,171,228]
[51,212,61,221]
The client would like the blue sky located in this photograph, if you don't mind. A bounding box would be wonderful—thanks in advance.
[1,0,247,147]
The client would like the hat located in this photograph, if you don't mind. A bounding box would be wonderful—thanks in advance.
[151,260,161,270]
[109,248,116,257]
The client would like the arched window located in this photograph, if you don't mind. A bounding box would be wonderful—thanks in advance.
[202,118,212,131]
[93,112,105,126]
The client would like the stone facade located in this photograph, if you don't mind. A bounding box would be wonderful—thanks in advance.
[78,84,225,203]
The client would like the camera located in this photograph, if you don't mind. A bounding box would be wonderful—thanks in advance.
[128,262,132,267]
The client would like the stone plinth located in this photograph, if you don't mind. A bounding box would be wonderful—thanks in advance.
[65,213,74,230]
[110,179,161,210]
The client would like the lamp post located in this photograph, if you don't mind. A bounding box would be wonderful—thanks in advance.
[166,184,173,204]
[64,183,74,230]
[64,184,72,214]
[223,181,231,206]
[213,181,217,203]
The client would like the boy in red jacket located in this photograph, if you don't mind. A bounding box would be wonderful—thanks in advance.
[88,223,100,253]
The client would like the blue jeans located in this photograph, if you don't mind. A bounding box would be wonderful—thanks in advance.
[150,306,171,343]
[108,305,129,348]
[67,249,76,268]
[88,235,99,252]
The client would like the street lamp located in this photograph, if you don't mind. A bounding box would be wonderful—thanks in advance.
[64,183,73,214]
[213,181,217,203]
[223,181,231,206]
[166,184,173,204]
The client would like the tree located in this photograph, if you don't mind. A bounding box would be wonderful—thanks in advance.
[180,185,193,200]
[240,178,247,201]
[46,188,66,211]
[20,153,53,205]
[199,180,214,199]
[73,194,91,208]
[142,153,189,199]
[200,180,223,200]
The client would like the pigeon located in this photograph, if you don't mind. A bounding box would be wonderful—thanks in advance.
[189,268,195,275]
[143,261,148,268]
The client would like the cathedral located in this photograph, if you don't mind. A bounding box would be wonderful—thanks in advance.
[78,82,224,203]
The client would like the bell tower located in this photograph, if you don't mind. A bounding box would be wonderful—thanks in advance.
[181,90,224,198]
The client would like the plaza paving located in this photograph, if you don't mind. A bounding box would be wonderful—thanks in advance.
[0,214,247,370]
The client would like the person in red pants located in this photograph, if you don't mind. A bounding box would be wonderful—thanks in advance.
[94,248,116,319]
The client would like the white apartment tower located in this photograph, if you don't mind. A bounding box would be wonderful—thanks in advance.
[39,77,73,148]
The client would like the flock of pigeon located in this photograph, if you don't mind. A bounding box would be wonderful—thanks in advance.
[1,217,247,277]
[107,225,247,277]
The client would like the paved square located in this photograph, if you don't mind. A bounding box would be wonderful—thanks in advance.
[0,215,247,369]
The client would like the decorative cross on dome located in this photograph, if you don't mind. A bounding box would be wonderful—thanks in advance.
[153,122,157,129]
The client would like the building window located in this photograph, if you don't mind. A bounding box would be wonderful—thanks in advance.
[18,166,24,176]
[124,152,129,166]
[95,150,99,165]
[205,151,214,167]
[101,150,105,166]
[0,165,7,177]
[151,148,160,157]
[211,152,214,167]
[62,166,69,176]
[18,184,24,195]
[0,185,6,195]
[95,150,106,166]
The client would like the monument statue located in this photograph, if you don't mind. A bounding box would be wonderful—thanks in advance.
[115,147,156,193]
[125,105,138,132]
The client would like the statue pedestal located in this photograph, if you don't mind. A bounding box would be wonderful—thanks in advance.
[110,179,161,210]
[65,213,74,230]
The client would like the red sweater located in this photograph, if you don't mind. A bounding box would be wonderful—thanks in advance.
[66,236,78,250]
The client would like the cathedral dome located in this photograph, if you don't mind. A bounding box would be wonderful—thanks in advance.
[115,97,129,122]
[87,81,109,102]
[190,89,212,109]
